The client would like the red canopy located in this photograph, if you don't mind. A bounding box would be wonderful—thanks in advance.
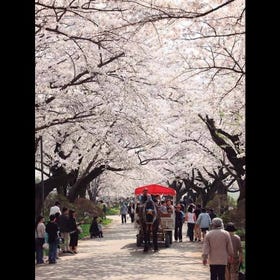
[134,184,176,196]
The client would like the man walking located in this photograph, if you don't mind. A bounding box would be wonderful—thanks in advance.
[202,217,234,280]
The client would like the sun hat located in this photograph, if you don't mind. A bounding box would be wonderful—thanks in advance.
[211,217,224,229]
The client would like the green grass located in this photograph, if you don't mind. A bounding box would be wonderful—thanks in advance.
[79,223,91,239]
[106,206,119,215]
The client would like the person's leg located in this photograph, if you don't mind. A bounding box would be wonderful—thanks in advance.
[64,232,70,252]
[60,232,67,251]
[210,265,218,280]
[178,224,182,241]
[174,224,179,241]
[48,242,56,263]
[35,238,44,264]
[230,260,239,280]
[143,223,149,252]
[152,219,159,251]
[189,223,195,241]
[216,265,226,280]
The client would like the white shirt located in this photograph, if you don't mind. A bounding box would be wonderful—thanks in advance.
[186,212,196,223]
[49,205,61,216]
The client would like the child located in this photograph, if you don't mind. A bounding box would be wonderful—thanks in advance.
[98,220,103,238]
[45,214,59,264]
[89,216,99,238]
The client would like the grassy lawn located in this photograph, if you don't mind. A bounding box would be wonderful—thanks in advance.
[106,206,119,215]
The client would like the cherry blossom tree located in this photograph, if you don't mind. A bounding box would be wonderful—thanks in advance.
[35,0,245,215]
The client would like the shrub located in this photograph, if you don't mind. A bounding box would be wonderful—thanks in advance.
[43,194,102,222]
[74,198,103,221]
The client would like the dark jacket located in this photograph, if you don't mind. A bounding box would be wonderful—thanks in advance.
[89,220,99,236]
[46,221,59,243]
[57,214,70,232]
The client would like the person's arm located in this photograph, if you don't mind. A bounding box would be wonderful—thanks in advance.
[237,237,243,263]
[227,234,234,263]
[193,213,197,222]
[202,235,209,265]
[196,215,201,225]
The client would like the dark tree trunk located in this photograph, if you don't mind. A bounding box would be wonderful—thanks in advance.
[167,179,186,203]
[68,165,124,203]
[198,114,245,208]
[35,166,77,216]
[181,169,199,204]
[68,165,106,202]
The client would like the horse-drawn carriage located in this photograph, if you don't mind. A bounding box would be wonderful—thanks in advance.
[134,184,176,248]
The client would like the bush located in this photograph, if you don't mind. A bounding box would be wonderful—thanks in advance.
[43,194,103,223]
[74,198,103,222]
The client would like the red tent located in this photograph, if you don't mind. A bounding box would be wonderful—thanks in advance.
[134,184,176,196]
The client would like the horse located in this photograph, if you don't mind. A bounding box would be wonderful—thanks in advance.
[139,196,160,252]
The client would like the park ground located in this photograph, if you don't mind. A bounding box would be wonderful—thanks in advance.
[35,215,210,280]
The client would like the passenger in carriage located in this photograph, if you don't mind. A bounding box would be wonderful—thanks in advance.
[166,199,174,214]
[159,200,168,214]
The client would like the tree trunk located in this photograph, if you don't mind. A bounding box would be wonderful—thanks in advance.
[198,114,245,205]
[35,167,77,216]
[68,165,106,202]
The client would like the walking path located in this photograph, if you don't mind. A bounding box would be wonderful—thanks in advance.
[35,215,209,279]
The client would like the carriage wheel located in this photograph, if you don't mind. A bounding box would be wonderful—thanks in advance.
[168,231,173,244]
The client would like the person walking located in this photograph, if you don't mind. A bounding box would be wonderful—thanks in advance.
[120,203,128,224]
[193,204,202,241]
[185,205,196,242]
[174,204,184,242]
[196,208,212,241]
[225,222,243,280]
[128,202,135,223]
[202,217,234,280]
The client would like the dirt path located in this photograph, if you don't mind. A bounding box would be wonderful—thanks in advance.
[35,215,209,280]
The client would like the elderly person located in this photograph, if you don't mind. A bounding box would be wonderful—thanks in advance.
[225,223,243,280]
[202,218,234,280]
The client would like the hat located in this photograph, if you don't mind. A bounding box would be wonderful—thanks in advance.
[211,217,223,229]
[225,222,237,232]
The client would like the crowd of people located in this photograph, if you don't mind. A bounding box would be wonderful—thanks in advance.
[119,188,243,280]
[35,201,100,265]
[36,197,244,279]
